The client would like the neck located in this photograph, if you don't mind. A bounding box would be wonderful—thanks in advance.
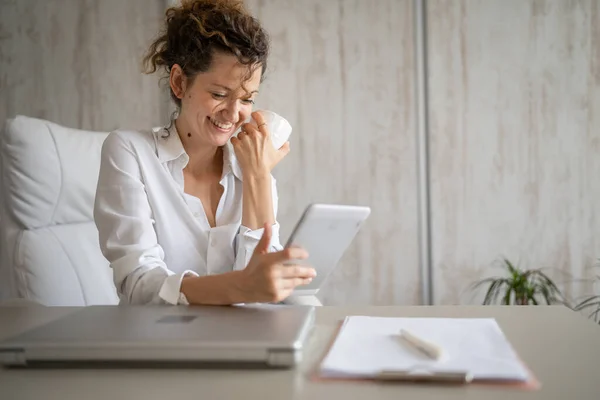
[175,118,222,177]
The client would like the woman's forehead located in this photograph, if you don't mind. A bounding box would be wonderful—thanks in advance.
[201,53,261,92]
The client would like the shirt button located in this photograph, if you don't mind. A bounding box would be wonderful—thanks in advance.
[211,239,217,248]
[193,212,201,218]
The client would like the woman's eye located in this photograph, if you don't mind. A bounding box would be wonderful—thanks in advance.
[242,98,255,105]
[212,93,226,99]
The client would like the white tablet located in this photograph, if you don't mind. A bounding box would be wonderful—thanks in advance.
[283,203,371,295]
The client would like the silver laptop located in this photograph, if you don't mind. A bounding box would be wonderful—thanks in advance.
[0,304,315,368]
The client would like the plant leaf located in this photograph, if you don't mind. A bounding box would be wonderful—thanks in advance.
[539,272,562,293]
[530,296,538,305]
[492,279,510,305]
[471,277,501,291]
[574,296,600,311]
[502,286,513,305]
[505,259,517,275]
[529,270,565,305]
[483,279,502,305]
[576,299,600,312]
[539,285,552,305]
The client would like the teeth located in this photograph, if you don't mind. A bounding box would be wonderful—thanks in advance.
[210,117,233,130]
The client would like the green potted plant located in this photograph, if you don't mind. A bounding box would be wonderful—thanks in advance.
[471,258,565,305]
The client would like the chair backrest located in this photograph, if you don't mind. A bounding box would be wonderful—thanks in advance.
[0,115,118,305]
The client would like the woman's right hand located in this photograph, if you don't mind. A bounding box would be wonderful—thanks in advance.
[239,223,316,303]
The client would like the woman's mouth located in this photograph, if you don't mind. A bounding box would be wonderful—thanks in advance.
[208,117,234,133]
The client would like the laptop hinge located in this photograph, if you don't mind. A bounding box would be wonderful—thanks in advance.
[267,349,297,367]
[0,349,26,366]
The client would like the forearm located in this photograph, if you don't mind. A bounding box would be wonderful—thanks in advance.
[180,270,248,305]
[122,267,167,305]
[242,173,275,230]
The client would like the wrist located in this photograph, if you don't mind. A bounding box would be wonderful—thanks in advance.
[243,170,271,182]
[180,276,196,304]
[228,270,252,303]
[179,272,250,305]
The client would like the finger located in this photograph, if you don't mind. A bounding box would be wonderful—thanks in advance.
[280,265,316,279]
[240,131,252,142]
[278,141,290,157]
[251,111,269,136]
[253,223,272,255]
[242,123,261,138]
[262,246,309,265]
[230,136,240,146]
[282,277,313,289]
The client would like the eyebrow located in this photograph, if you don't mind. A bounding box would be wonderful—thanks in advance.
[212,83,258,95]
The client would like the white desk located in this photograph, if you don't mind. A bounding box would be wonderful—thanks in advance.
[1,304,599,400]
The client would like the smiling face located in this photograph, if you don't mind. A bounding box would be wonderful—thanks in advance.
[170,51,262,147]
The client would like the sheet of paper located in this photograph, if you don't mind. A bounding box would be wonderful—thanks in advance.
[320,316,530,381]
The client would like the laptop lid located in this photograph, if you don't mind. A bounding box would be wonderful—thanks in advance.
[0,304,315,368]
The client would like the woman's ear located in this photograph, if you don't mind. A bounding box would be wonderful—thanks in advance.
[169,64,187,99]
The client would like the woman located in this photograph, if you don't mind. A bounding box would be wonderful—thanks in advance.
[93,0,315,305]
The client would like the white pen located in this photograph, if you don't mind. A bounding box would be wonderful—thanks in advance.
[399,329,445,361]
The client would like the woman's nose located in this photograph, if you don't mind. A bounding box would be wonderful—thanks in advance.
[222,100,241,123]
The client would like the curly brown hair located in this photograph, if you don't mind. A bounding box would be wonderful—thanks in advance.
[143,0,270,108]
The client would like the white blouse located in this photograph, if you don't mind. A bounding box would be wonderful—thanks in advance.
[93,125,282,305]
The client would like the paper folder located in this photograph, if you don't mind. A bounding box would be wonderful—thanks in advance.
[314,316,540,390]
[375,369,473,384]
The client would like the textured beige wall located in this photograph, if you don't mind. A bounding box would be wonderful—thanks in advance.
[428,0,600,304]
[2,0,598,307]
[246,0,421,305]
[0,0,169,131]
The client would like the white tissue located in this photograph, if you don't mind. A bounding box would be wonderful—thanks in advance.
[239,110,292,150]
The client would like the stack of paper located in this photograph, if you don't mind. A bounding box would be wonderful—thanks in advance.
[320,316,530,382]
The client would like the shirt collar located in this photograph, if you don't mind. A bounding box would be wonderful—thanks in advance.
[154,125,187,164]
[154,124,243,181]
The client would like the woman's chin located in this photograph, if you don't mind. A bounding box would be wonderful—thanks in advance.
[206,123,235,146]
[210,133,233,147]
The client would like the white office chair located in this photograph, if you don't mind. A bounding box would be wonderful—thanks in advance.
[0,116,118,306]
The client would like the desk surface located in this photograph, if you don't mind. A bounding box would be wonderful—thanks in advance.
[0,304,599,400]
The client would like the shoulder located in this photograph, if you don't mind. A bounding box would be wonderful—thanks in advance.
[101,128,158,157]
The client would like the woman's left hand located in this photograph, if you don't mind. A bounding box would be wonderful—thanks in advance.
[231,111,290,178]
